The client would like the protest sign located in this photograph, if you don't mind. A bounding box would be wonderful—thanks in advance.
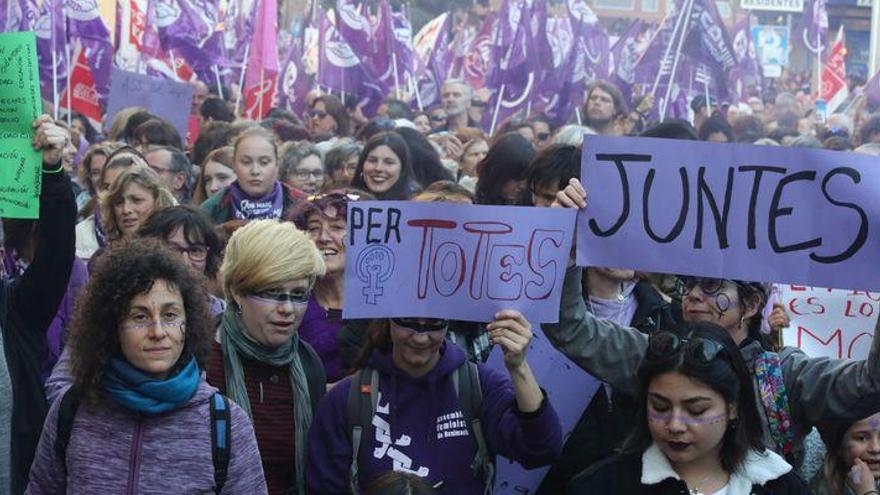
[487,325,601,494]
[577,135,880,291]
[778,284,878,360]
[105,68,193,139]
[0,31,42,219]
[343,201,576,323]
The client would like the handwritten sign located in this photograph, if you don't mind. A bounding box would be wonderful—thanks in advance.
[105,68,193,139]
[0,31,42,219]
[343,202,576,323]
[487,325,600,494]
[577,135,880,291]
[778,284,879,360]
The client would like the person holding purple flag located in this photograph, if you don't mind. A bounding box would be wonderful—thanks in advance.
[200,127,306,225]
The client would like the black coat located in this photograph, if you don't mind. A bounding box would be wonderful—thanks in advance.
[1,170,76,494]
[568,452,811,495]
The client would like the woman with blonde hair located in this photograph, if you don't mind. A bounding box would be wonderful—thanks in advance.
[205,220,328,495]
[75,142,123,217]
[100,166,177,244]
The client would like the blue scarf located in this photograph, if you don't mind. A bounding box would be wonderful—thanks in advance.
[105,356,200,415]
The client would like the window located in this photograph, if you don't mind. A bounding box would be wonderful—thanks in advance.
[594,0,635,10]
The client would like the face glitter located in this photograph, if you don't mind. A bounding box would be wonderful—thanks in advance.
[648,411,729,426]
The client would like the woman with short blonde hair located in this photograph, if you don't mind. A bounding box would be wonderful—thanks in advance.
[207,219,327,495]
[100,166,177,243]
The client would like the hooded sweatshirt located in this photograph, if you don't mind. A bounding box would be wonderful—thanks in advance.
[26,379,267,494]
[306,342,563,494]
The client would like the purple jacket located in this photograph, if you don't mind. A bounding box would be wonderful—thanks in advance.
[26,379,268,494]
[42,257,88,382]
[306,342,563,493]
[298,295,345,383]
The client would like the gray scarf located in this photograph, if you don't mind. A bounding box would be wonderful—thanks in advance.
[0,321,13,494]
[220,307,312,495]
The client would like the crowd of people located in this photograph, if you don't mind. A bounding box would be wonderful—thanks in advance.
[2,72,880,495]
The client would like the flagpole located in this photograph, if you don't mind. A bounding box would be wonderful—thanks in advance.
[392,52,401,100]
[816,31,822,97]
[575,107,582,126]
[66,42,72,127]
[52,48,59,120]
[235,44,251,116]
[258,67,265,119]
[408,72,423,111]
[651,7,687,97]
[169,50,179,80]
[490,84,505,136]
[214,65,224,99]
[661,0,695,121]
[704,78,710,114]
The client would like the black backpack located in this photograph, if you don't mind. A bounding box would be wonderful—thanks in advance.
[346,361,494,495]
[54,389,232,494]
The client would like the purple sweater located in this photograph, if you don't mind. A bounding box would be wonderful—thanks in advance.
[26,379,267,494]
[298,295,345,383]
[306,343,563,494]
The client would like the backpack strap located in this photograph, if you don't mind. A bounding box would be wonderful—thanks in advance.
[210,393,232,494]
[54,388,80,472]
[454,361,494,495]
[346,368,379,495]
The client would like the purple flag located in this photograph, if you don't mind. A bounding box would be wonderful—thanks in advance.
[797,0,828,55]
[316,7,382,115]
[2,0,37,32]
[863,70,880,110]
[460,13,496,90]
[728,15,762,102]
[609,19,644,107]
[224,0,257,72]
[34,0,68,106]
[154,0,224,83]
[413,13,450,108]
[389,4,416,97]
[65,0,113,105]
[278,37,311,116]
[566,0,611,116]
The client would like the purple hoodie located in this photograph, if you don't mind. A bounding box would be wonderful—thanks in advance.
[306,342,563,493]
[26,379,268,494]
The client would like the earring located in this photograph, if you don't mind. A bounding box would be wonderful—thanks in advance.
[729,418,739,430]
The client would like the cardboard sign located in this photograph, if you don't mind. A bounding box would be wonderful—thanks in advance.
[779,284,879,360]
[343,202,577,323]
[0,31,42,219]
[577,135,880,291]
[105,68,193,139]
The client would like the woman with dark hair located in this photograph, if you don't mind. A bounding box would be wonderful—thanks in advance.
[569,323,808,494]
[133,118,184,152]
[698,115,735,143]
[365,472,437,495]
[812,412,880,495]
[546,179,880,474]
[309,95,350,139]
[27,240,267,494]
[323,142,361,183]
[394,127,454,188]
[475,133,535,205]
[351,132,420,200]
[306,312,563,494]
[69,111,98,145]
[200,126,306,224]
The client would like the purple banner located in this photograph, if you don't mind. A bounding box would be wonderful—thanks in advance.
[577,136,880,291]
[105,68,193,139]
[344,202,576,323]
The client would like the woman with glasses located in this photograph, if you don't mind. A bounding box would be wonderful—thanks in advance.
[205,220,327,495]
[28,240,267,494]
[323,142,361,185]
[306,312,563,494]
[308,95,350,140]
[200,127,306,225]
[544,178,880,474]
[279,142,325,195]
[568,322,809,494]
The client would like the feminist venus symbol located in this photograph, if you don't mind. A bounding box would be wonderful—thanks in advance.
[356,245,396,305]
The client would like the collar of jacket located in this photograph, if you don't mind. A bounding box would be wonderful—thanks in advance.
[640,443,792,492]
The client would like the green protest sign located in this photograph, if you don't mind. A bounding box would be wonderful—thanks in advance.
[0,31,42,219]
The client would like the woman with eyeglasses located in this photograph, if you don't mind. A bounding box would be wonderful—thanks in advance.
[279,142,325,195]
[568,322,809,494]
[205,220,327,495]
[306,312,563,494]
[544,177,880,474]
[200,127,306,225]
[27,240,267,494]
[323,142,361,185]
[812,412,880,495]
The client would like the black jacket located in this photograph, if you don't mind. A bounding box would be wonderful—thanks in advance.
[568,449,811,495]
[1,170,76,493]
[537,281,679,494]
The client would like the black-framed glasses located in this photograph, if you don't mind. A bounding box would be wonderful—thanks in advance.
[646,332,726,364]
[292,169,325,180]
[536,132,550,141]
[391,318,448,333]
[169,243,209,261]
[429,115,447,122]
[675,277,744,298]
[248,289,311,306]
[309,109,328,119]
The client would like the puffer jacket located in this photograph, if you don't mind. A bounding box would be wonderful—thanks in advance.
[542,266,880,470]
[26,379,267,494]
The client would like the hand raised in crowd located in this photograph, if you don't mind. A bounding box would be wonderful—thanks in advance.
[32,114,69,166]
[636,93,655,114]
[768,303,790,333]
[443,135,464,161]
[847,458,875,495]
[487,310,533,371]
[551,177,587,209]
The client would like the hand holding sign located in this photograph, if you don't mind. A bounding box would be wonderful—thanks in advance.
[32,115,68,166]
[552,177,587,209]
[487,310,533,370]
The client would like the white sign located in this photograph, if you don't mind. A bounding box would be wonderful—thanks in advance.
[779,285,879,361]
[741,0,804,12]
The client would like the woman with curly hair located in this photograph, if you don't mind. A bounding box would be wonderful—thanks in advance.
[27,239,267,494]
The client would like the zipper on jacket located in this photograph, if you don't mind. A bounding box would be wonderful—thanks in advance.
[126,418,144,495]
